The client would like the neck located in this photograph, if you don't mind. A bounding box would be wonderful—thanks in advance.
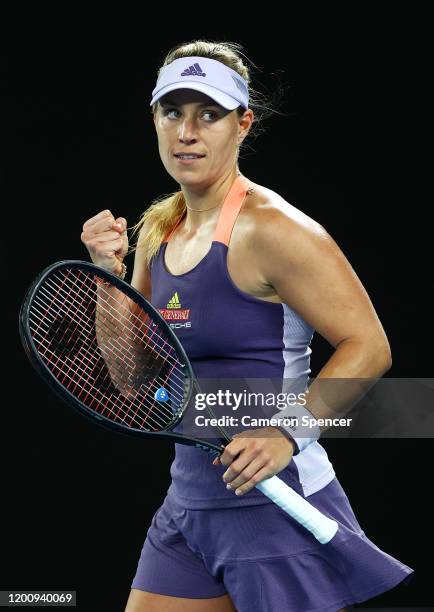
[181,168,240,230]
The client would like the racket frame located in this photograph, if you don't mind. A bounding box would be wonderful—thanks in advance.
[19,260,226,454]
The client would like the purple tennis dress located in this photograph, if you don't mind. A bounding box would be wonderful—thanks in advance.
[131,175,414,610]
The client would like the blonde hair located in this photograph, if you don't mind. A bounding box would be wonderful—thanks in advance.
[130,40,275,267]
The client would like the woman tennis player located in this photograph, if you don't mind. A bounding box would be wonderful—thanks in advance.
[81,41,413,611]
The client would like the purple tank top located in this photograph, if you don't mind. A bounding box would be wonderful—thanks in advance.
[150,176,331,508]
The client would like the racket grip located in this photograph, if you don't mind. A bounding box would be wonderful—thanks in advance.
[255,476,338,544]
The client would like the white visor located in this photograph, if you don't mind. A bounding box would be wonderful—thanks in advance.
[150,56,249,111]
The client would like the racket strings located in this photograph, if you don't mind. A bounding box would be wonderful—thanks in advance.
[50,272,186,384]
[28,267,189,431]
[46,272,186,392]
[30,280,181,428]
[30,291,180,431]
[29,326,172,432]
[34,289,155,390]
[30,298,174,432]
[30,286,182,416]
[34,285,150,395]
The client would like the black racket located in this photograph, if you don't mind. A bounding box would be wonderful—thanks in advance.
[19,260,338,543]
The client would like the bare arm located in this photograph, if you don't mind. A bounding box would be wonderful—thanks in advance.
[81,211,154,394]
[252,206,392,422]
[219,204,392,495]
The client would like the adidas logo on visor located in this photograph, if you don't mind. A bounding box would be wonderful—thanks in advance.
[181,63,206,77]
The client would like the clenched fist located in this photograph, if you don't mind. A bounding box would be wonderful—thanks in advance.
[81,210,128,277]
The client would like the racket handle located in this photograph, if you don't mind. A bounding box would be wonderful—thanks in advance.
[255,476,338,544]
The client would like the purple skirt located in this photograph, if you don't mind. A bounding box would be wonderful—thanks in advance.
[131,477,414,611]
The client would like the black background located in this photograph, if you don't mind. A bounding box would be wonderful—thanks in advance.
[2,13,433,611]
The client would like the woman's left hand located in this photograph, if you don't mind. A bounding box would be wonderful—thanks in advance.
[213,427,295,496]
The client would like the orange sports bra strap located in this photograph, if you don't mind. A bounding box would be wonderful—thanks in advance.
[213,175,252,246]
[163,211,186,244]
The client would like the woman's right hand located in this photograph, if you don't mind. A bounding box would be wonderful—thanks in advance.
[81,209,129,276]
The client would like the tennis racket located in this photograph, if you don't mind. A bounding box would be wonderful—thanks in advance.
[19,260,338,544]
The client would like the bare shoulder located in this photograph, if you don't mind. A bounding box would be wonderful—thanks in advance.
[236,181,332,258]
